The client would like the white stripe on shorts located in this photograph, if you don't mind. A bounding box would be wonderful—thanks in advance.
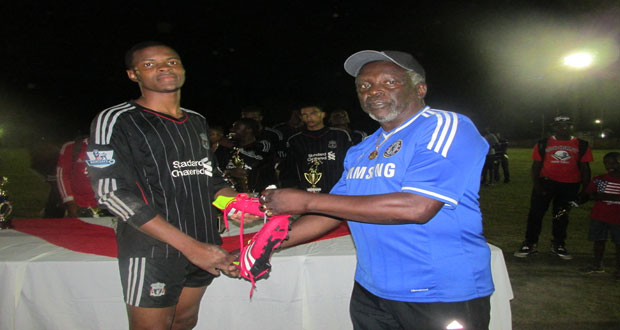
[126,257,146,306]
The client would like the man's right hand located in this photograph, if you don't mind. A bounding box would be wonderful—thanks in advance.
[184,241,240,277]
[139,215,241,277]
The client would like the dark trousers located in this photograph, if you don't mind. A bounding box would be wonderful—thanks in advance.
[481,155,499,184]
[349,282,490,330]
[498,154,509,181]
[525,179,580,245]
[43,181,65,218]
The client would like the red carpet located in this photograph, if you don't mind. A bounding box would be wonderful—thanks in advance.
[13,218,118,257]
[13,218,350,258]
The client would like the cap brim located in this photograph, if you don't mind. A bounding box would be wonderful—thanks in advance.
[344,50,400,77]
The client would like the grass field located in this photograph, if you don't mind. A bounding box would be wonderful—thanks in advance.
[1,147,619,329]
[0,149,50,217]
[481,148,620,330]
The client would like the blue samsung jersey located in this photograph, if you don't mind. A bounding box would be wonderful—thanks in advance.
[331,106,494,302]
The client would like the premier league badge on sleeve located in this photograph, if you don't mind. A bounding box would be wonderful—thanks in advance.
[86,149,116,168]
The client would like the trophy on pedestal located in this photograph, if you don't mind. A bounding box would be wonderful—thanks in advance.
[304,159,323,193]
[0,177,13,229]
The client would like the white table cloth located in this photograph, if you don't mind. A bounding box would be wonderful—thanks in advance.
[0,218,513,330]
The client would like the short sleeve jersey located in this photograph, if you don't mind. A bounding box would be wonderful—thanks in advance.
[585,174,620,225]
[331,107,494,303]
[57,138,98,207]
[532,136,593,183]
[281,127,352,193]
[87,102,230,257]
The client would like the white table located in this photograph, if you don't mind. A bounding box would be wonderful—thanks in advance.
[0,218,513,330]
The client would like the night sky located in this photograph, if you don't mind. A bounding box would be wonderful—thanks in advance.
[2,1,619,147]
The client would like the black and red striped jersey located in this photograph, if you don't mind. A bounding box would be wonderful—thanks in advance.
[87,101,230,257]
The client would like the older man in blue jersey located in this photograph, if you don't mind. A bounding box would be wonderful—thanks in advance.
[260,50,494,330]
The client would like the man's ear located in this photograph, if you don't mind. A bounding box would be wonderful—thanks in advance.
[127,69,140,83]
[417,83,428,99]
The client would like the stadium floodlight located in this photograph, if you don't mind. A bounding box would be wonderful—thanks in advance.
[563,52,594,69]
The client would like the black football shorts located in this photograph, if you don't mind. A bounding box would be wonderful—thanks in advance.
[118,255,216,307]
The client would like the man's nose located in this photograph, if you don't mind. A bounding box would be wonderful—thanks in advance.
[157,62,173,71]
[364,83,384,95]
[368,86,384,96]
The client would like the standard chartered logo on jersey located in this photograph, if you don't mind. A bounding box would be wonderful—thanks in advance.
[171,157,213,177]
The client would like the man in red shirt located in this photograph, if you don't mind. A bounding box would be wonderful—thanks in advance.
[514,115,593,259]
[57,136,100,217]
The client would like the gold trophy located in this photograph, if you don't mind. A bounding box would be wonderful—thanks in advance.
[229,147,249,192]
[0,177,13,229]
[304,158,323,193]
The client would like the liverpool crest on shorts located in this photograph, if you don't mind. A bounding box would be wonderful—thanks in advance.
[149,282,166,297]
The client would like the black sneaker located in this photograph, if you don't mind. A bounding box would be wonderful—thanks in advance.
[579,265,605,274]
[514,242,538,257]
[551,244,573,260]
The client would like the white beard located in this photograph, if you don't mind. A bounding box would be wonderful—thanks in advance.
[365,104,401,123]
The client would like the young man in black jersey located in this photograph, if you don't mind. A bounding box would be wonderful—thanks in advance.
[87,41,254,330]
[279,105,352,193]
[240,106,283,154]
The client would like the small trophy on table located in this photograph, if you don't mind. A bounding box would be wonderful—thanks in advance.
[0,176,13,229]
[304,159,323,193]
[229,147,249,193]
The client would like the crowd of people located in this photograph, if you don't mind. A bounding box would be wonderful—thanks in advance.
[21,41,618,330]
[205,105,359,195]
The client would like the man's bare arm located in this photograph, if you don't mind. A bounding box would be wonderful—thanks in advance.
[279,214,342,249]
[262,189,444,225]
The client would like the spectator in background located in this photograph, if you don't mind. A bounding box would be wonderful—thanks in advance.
[481,128,499,186]
[208,125,230,172]
[240,106,282,182]
[495,133,510,183]
[328,109,368,144]
[224,118,277,193]
[579,152,620,279]
[279,105,352,193]
[240,106,282,155]
[514,115,593,260]
[57,135,102,217]
[272,108,304,159]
